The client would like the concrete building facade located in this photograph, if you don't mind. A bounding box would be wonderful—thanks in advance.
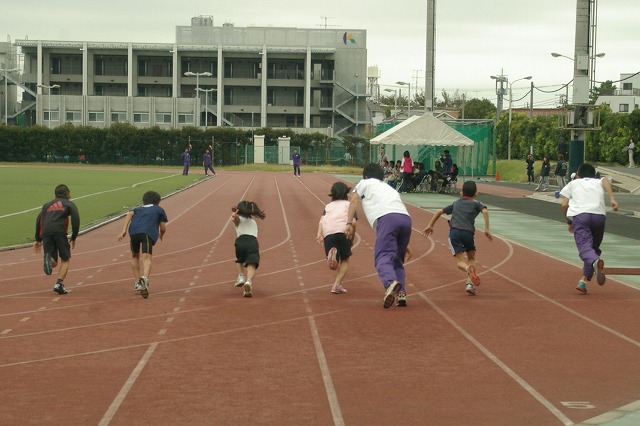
[595,72,640,114]
[15,17,369,137]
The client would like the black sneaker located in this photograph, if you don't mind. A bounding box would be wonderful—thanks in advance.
[43,253,53,275]
[396,291,407,307]
[53,283,68,294]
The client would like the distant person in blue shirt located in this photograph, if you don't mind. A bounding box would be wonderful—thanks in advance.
[292,149,301,177]
[117,191,168,298]
[182,144,192,175]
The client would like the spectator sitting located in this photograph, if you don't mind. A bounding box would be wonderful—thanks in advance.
[412,162,427,188]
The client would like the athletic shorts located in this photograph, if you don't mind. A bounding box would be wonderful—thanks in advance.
[448,228,476,255]
[130,233,155,255]
[323,233,352,261]
[235,234,260,268]
[42,234,71,262]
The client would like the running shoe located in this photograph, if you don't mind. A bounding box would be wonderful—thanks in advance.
[133,278,143,291]
[594,259,606,286]
[43,253,53,276]
[396,291,407,307]
[53,282,68,295]
[140,276,149,299]
[576,280,588,294]
[327,247,338,270]
[465,282,476,296]
[467,265,480,286]
[383,280,401,309]
[235,274,246,287]
[243,280,253,297]
[330,285,348,294]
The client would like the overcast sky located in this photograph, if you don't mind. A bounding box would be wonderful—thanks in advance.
[4,0,639,108]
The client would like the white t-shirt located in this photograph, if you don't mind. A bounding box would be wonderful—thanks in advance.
[235,215,258,237]
[559,177,606,217]
[353,178,409,230]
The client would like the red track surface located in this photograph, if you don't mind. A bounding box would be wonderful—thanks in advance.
[1,171,639,425]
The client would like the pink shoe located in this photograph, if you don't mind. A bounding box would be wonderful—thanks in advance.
[331,285,348,294]
[327,247,338,270]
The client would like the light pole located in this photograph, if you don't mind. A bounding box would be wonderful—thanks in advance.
[490,73,508,175]
[551,52,605,96]
[1,68,19,125]
[184,71,212,127]
[195,87,217,130]
[384,88,398,121]
[396,81,411,118]
[507,76,532,160]
[37,83,61,128]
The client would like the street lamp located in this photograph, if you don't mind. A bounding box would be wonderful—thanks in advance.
[551,52,605,95]
[184,71,212,126]
[384,88,398,120]
[37,83,61,128]
[0,68,19,125]
[507,76,532,160]
[396,81,411,118]
[195,87,217,130]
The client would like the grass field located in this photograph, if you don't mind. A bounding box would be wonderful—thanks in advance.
[0,164,210,248]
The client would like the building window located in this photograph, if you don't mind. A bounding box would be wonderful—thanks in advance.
[134,113,149,123]
[156,113,171,123]
[111,112,126,122]
[66,111,82,122]
[89,112,105,122]
[623,82,633,91]
[138,86,147,97]
[43,111,59,122]
[267,88,275,106]
[619,104,629,113]
[178,114,194,124]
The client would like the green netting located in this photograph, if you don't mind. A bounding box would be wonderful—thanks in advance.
[378,120,493,176]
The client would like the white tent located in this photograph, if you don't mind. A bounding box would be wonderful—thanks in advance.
[371,114,477,176]
[371,114,474,146]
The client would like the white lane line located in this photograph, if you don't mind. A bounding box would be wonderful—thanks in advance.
[418,292,573,426]
[308,316,344,426]
[98,342,158,426]
[275,176,345,426]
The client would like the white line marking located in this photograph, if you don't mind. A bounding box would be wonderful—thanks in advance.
[98,343,158,426]
[308,317,344,426]
[418,292,573,426]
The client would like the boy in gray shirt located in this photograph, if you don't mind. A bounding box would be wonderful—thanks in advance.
[422,181,492,295]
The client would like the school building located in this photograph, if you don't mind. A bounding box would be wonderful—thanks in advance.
[10,16,369,138]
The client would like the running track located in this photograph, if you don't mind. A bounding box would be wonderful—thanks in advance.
[1,171,639,425]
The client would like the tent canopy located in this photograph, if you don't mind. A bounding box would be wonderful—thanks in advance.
[371,114,474,147]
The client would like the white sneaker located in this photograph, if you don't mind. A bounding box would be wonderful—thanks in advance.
[133,279,143,291]
[235,275,246,287]
[465,282,476,296]
[243,280,253,297]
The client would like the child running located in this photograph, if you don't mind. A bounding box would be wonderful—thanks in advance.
[34,184,80,295]
[316,182,357,294]
[345,163,412,308]
[422,181,492,296]
[231,201,266,297]
[560,163,618,294]
[117,191,168,299]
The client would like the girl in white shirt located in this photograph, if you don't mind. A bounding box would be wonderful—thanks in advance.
[231,201,266,297]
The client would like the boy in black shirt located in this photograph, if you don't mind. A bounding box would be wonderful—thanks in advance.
[34,184,80,295]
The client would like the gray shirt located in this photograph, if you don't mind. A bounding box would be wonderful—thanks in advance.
[443,197,486,232]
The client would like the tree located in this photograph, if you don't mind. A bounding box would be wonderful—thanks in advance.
[590,80,616,104]
[462,98,495,119]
